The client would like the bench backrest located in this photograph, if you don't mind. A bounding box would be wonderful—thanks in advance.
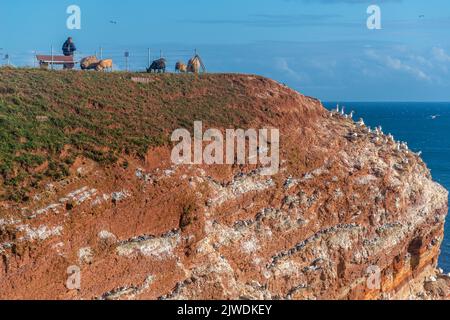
[36,55,75,63]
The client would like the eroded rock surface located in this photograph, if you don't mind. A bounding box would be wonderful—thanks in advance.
[0,74,448,300]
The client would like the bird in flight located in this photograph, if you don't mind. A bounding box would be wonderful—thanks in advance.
[109,20,118,24]
[419,15,425,18]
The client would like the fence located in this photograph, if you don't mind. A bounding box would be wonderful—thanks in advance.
[0,46,202,72]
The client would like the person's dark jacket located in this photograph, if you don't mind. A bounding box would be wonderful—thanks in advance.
[62,40,77,56]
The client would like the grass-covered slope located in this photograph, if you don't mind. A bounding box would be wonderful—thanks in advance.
[0,68,268,202]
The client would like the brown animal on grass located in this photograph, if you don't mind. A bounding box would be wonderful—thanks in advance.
[80,56,99,70]
[175,61,187,73]
[187,54,206,74]
[96,59,113,71]
[147,58,167,73]
[80,56,113,71]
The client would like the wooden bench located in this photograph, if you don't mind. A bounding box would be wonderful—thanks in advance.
[36,55,77,70]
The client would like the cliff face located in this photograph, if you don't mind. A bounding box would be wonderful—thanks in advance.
[0,70,449,300]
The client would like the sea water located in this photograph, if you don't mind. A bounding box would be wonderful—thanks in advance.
[324,102,450,273]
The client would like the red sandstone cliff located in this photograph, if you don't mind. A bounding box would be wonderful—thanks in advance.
[0,71,448,299]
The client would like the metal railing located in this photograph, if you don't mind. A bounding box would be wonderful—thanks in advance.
[0,46,203,72]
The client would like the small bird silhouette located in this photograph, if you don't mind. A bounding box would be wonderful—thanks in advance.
[419,15,425,18]
[109,20,118,24]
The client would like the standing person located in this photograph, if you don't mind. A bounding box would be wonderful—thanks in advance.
[62,37,77,69]
[62,37,77,56]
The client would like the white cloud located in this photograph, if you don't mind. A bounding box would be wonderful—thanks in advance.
[274,57,309,83]
[432,47,450,63]
[365,49,431,82]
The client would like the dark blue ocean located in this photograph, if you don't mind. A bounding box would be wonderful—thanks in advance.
[324,102,450,273]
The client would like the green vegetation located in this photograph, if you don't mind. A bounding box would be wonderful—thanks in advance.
[0,68,257,202]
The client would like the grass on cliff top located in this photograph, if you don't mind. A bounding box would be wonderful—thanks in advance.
[0,68,258,202]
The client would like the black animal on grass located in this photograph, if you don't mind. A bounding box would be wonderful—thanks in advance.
[147,58,167,73]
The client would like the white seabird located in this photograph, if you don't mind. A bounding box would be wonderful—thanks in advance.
[400,142,409,151]
[357,118,365,127]
[387,134,394,142]
[349,111,354,119]
[375,127,381,136]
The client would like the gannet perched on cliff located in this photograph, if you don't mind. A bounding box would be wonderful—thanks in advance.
[400,142,409,153]
[349,111,354,119]
[356,118,365,127]
[375,127,381,136]
[387,134,394,143]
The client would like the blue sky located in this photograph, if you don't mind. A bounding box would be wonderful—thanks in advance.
[1,0,450,101]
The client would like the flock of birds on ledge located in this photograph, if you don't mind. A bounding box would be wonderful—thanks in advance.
[330,104,422,158]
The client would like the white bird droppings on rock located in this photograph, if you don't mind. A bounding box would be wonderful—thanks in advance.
[112,190,131,203]
[98,230,117,241]
[17,225,63,241]
[117,234,180,260]
[78,247,94,264]
[241,238,260,254]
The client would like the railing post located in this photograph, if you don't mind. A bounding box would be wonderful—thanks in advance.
[51,45,54,70]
